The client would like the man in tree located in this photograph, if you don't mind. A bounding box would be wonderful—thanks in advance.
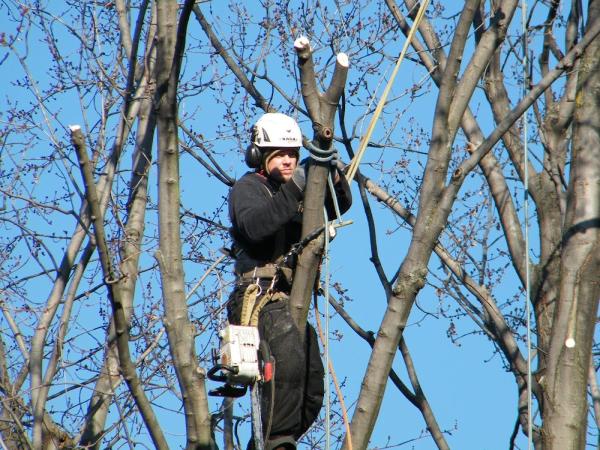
[227,112,352,449]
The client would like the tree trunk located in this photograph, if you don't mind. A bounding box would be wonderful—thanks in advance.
[288,37,348,330]
[154,2,214,448]
[344,3,482,446]
[542,1,600,447]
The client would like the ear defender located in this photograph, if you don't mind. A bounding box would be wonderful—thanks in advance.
[245,143,263,169]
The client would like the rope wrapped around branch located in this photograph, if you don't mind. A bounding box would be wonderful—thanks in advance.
[305,141,338,165]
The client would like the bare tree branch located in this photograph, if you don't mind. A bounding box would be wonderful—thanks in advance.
[71,125,168,450]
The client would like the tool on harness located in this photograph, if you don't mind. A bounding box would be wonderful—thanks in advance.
[207,324,261,397]
[208,273,278,397]
[208,283,277,450]
[209,221,348,394]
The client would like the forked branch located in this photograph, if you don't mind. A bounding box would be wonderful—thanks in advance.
[288,37,349,331]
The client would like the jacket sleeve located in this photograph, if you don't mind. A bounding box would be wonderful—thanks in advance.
[229,174,304,243]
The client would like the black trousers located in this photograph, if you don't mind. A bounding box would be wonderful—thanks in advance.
[228,284,325,441]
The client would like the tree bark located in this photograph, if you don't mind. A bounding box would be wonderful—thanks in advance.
[79,3,156,445]
[154,2,214,448]
[542,1,600,447]
[344,4,482,446]
[28,42,151,450]
[79,82,157,449]
[344,3,600,448]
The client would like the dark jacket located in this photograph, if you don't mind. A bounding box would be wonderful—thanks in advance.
[228,169,352,275]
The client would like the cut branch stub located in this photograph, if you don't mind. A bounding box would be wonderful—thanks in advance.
[288,37,349,331]
[293,36,312,60]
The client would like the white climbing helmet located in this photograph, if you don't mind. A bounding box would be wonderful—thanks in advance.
[252,113,302,148]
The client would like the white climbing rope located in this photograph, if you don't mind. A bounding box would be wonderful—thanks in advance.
[345,0,431,183]
[323,169,344,450]
[323,204,332,450]
[521,1,534,449]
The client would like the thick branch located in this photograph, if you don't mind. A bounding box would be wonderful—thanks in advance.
[362,176,528,378]
[448,0,519,134]
[386,0,527,286]
[80,81,156,449]
[542,5,600,443]
[443,16,600,204]
[326,292,450,450]
[70,125,168,450]
[155,2,214,447]
[419,0,480,214]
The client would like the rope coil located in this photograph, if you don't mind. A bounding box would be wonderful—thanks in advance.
[305,141,339,164]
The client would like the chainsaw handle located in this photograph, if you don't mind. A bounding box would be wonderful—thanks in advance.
[259,340,275,383]
[207,364,239,382]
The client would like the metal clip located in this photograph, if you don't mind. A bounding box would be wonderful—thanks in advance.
[267,276,277,294]
[254,283,262,297]
[252,267,261,289]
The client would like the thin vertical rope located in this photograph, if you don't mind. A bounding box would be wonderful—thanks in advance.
[521,1,534,449]
[323,203,331,450]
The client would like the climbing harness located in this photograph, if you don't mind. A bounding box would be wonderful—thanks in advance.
[208,234,320,449]
[208,225,332,390]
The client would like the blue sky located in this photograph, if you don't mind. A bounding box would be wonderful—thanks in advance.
[0,1,550,449]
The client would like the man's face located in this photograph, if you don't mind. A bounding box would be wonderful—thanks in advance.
[265,148,299,183]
